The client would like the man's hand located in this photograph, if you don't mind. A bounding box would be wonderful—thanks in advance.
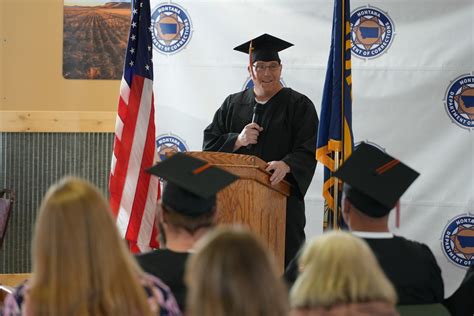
[233,123,263,151]
[266,161,290,185]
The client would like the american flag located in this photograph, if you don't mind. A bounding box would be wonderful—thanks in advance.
[109,0,159,253]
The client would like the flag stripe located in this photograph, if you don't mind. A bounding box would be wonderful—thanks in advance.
[120,78,131,103]
[125,78,155,241]
[113,76,145,236]
[136,175,159,249]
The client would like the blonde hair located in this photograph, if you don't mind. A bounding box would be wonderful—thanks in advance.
[28,177,154,316]
[290,231,397,308]
[185,226,288,316]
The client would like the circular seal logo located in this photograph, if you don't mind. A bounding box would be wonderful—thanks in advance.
[444,74,474,130]
[156,133,188,162]
[350,6,395,59]
[242,78,286,91]
[150,3,193,55]
[441,214,474,268]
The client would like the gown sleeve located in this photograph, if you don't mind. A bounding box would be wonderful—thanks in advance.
[202,96,239,153]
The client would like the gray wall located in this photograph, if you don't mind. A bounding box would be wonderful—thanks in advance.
[0,133,113,273]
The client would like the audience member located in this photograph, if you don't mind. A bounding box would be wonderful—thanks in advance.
[286,142,444,305]
[137,153,238,311]
[2,177,181,316]
[335,142,444,304]
[185,226,288,316]
[443,263,474,316]
[290,231,398,316]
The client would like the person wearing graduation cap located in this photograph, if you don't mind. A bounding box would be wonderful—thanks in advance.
[202,33,319,267]
[136,153,238,311]
[443,264,474,315]
[333,142,444,305]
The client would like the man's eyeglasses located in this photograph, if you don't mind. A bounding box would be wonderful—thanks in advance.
[252,63,281,73]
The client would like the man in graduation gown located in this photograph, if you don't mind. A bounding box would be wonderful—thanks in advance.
[202,34,319,267]
[334,142,444,304]
[136,153,238,311]
[443,264,474,315]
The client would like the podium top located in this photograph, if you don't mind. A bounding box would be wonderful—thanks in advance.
[186,151,290,197]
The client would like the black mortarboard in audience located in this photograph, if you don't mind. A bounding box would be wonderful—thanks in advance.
[333,142,420,217]
[146,153,238,216]
[233,33,293,63]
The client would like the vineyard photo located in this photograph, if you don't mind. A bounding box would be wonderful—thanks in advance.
[63,1,131,79]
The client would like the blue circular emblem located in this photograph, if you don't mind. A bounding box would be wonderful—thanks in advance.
[441,214,474,268]
[444,74,474,130]
[150,3,193,55]
[242,78,286,91]
[350,6,395,59]
[156,134,188,162]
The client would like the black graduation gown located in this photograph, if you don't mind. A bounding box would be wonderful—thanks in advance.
[136,249,189,311]
[365,236,444,305]
[284,235,444,306]
[203,87,319,265]
[443,264,474,316]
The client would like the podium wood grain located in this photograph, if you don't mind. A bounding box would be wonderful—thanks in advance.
[187,151,289,273]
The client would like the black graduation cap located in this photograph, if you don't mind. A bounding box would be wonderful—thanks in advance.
[146,153,238,217]
[333,142,420,217]
[233,33,294,63]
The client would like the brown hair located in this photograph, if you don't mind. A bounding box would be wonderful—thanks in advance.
[185,226,288,316]
[28,177,154,316]
[161,203,216,234]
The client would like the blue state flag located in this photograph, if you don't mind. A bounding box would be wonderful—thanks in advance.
[316,0,354,226]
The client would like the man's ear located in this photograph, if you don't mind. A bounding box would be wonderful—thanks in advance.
[248,65,256,80]
[157,201,166,224]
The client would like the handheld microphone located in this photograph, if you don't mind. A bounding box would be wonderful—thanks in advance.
[247,103,264,150]
[251,103,263,124]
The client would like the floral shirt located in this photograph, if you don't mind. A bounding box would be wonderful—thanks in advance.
[1,273,181,316]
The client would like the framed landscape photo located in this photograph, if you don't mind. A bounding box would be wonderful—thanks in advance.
[63,0,131,79]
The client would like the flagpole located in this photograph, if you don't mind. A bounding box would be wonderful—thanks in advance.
[334,0,345,230]
[333,151,340,230]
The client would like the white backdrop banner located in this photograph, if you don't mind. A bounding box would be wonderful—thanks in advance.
[149,0,474,296]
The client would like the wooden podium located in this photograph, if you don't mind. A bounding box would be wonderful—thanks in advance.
[187,151,290,273]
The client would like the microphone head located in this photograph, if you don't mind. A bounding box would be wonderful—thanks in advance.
[248,102,265,149]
